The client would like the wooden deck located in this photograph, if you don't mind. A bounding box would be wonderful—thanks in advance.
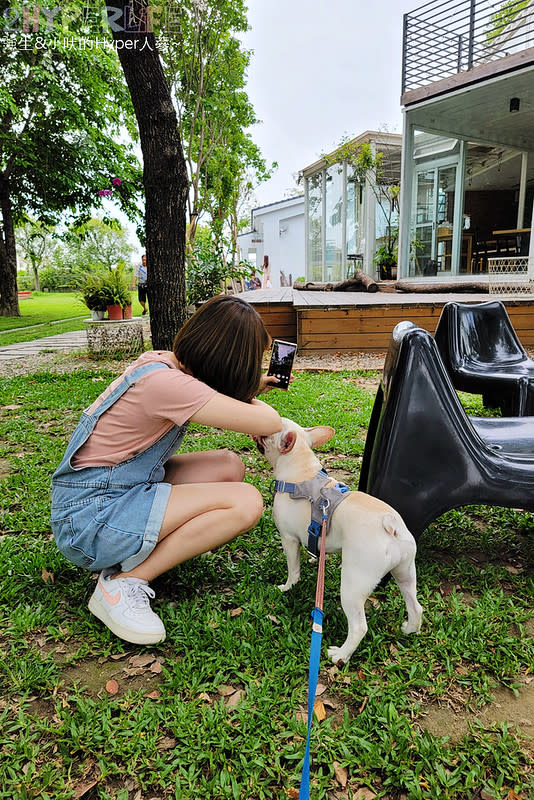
[238,288,534,353]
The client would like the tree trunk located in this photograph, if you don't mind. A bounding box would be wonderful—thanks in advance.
[112,3,189,350]
[0,174,20,317]
[32,260,40,292]
[395,280,489,294]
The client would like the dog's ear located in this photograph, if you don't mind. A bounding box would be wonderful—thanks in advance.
[279,430,297,454]
[305,426,335,448]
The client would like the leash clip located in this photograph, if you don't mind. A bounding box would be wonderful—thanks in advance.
[320,497,330,520]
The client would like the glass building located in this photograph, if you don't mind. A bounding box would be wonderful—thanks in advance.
[301,131,402,282]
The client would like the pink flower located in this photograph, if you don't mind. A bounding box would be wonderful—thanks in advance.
[112,177,122,186]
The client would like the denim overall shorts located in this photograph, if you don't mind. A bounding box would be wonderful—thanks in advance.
[51,361,188,573]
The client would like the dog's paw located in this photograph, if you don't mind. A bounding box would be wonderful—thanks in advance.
[401,619,421,635]
[327,645,350,666]
[278,582,293,592]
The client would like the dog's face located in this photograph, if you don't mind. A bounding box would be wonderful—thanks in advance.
[253,417,335,468]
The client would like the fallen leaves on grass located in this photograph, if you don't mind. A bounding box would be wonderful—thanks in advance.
[41,567,54,584]
[313,699,326,721]
[129,653,157,668]
[217,685,237,697]
[333,761,348,788]
[217,685,246,707]
[73,779,99,798]
[353,790,377,800]
[225,689,246,707]
[158,736,177,751]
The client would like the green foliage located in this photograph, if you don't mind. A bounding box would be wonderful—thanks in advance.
[186,227,250,305]
[77,272,109,312]
[0,10,142,225]
[488,0,530,41]
[0,1,143,312]
[160,0,273,251]
[15,218,57,290]
[100,268,131,309]
[61,218,134,273]
[35,218,135,294]
[38,263,85,292]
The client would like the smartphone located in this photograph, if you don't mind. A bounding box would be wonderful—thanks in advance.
[267,339,297,390]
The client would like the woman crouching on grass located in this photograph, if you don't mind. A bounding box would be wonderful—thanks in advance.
[51,296,282,645]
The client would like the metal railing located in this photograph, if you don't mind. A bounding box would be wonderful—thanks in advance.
[402,0,534,93]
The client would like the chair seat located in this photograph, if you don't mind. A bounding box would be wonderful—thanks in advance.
[434,300,534,415]
[359,321,534,539]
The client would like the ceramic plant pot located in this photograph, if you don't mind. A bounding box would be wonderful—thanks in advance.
[107,304,123,320]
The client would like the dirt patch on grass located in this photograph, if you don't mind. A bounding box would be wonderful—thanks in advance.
[419,679,534,752]
[60,652,165,698]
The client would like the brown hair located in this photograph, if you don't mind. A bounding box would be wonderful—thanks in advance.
[173,295,270,401]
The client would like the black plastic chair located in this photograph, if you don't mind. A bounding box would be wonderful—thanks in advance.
[359,321,534,540]
[434,300,534,416]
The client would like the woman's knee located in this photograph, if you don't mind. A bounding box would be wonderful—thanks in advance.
[237,483,264,530]
[219,449,246,482]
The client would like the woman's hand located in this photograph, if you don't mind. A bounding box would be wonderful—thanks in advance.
[257,374,280,393]
[257,373,295,393]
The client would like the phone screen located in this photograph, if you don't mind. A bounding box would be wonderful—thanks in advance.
[267,339,297,390]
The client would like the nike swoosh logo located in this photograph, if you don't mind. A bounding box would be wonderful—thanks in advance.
[99,580,121,606]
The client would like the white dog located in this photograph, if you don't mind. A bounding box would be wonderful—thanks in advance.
[255,418,423,664]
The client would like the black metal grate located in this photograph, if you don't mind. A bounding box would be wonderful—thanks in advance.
[402,0,534,93]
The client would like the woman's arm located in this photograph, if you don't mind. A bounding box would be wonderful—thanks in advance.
[190,393,282,435]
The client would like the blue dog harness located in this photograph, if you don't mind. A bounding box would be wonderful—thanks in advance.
[273,468,351,556]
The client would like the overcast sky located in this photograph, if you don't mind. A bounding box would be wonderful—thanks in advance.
[242,0,418,206]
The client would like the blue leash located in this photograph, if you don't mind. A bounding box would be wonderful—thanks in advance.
[299,502,328,799]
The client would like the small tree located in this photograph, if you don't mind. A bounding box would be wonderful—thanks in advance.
[63,218,134,273]
[186,225,249,305]
[15,218,57,291]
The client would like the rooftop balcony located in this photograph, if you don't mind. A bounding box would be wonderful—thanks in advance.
[402,0,534,95]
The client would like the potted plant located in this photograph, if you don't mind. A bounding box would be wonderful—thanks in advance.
[101,268,131,320]
[79,274,108,320]
[374,245,397,280]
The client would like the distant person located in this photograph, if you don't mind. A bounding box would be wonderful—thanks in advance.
[248,270,261,290]
[261,256,272,289]
[132,254,148,315]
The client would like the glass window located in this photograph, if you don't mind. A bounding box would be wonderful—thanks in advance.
[324,164,343,282]
[346,165,365,274]
[411,169,435,276]
[307,172,323,282]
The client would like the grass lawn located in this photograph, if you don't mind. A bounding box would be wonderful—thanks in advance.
[0,365,533,799]
[0,292,146,346]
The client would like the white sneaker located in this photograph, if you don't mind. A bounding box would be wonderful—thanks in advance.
[88,570,166,644]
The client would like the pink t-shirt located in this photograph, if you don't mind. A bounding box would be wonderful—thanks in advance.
[72,351,215,468]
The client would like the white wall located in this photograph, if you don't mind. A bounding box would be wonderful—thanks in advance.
[238,196,305,288]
